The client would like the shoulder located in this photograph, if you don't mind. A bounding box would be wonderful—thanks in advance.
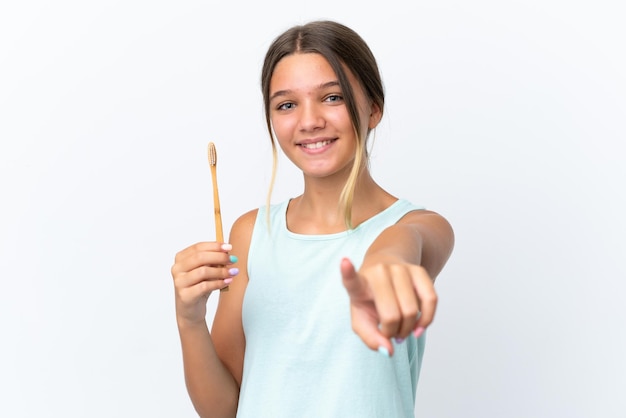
[230,208,259,236]
[399,209,451,227]
[398,209,454,243]
[230,199,289,232]
[398,209,455,278]
[228,208,259,264]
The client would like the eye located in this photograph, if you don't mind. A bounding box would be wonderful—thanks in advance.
[324,94,343,103]
[276,102,295,111]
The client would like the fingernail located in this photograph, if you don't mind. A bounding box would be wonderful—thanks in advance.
[394,337,405,344]
[224,278,233,284]
[228,268,239,276]
[413,327,425,339]
[229,255,238,263]
[221,243,232,251]
[378,346,390,357]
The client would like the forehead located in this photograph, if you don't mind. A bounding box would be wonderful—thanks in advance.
[270,53,336,89]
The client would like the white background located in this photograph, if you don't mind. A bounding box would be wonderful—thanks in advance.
[1,1,624,417]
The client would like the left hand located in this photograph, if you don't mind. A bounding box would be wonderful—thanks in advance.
[340,257,437,356]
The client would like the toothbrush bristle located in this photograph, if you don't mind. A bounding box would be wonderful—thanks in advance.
[208,142,217,166]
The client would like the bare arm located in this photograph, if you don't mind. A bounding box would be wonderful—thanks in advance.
[171,210,256,417]
[211,210,256,386]
[176,318,239,417]
[362,210,454,279]
[341,210,454,355]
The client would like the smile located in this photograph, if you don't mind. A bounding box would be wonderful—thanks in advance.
[299,139,335,149]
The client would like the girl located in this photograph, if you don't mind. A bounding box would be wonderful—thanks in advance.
[171,20,454,418]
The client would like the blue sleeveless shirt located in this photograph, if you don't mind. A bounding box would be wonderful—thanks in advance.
[237,199,426,418]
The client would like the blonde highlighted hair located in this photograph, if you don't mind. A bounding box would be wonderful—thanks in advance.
[260,20,384,228]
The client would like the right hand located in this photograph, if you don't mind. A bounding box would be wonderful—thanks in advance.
[171,242,238,325]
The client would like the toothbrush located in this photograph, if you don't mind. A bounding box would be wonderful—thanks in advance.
[208,142,228,292]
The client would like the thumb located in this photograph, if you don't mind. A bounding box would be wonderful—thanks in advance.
[340,257,367,302]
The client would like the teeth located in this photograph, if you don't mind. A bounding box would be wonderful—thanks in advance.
[301,140,331,149]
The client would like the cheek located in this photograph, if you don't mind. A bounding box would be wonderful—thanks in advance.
[270,115,288,135]
[270,117,297,148]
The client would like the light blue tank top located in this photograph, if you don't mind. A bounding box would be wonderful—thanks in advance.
[238,199,426,418]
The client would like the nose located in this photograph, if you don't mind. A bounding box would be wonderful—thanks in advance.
[298,101,325,132]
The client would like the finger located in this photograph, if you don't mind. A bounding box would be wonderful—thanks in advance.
[177,276,232,304]
[172,246,234,276]
[349,305,395,357]
[173,241,232,266]
[410,265,438,332]
[341,259,394,356]
[365,264,403,338]
[176,265,239,289]
[389,266,421,338]
[175,241,228,259]
[340,258,370,302]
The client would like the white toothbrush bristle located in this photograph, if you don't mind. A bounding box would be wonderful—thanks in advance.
[208,142,217,166]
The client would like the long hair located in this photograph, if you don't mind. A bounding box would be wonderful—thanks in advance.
[260,20,385,228]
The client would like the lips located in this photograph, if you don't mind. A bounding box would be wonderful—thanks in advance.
[298,138,337,149]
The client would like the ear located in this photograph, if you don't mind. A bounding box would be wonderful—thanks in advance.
[368,102,383,129]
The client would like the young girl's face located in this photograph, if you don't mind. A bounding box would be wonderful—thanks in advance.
[268,53,381,179]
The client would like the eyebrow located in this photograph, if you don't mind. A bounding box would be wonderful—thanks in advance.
[269,81,341,102]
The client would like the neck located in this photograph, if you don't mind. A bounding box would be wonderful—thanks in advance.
[286,169,396,234]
